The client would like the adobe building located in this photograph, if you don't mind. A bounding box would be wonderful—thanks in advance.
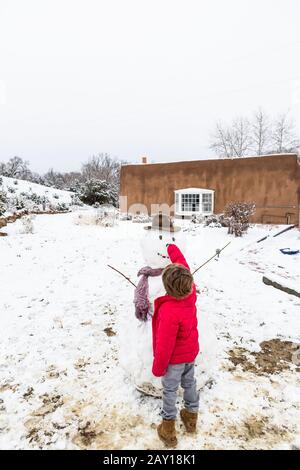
[120,153,300,225]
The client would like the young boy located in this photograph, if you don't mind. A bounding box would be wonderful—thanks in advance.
[152,244,200,447]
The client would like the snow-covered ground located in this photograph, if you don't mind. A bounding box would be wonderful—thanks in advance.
[1,176,73,214]
[0,214,299,450]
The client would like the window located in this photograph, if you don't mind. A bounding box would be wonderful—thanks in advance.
[174,189,214,216]
[181,194,200,212]
[175,193,179,211]
[202,193,212,213]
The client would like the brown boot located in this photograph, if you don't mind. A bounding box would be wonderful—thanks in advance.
[157,419,177,447]
[180,408,198,433]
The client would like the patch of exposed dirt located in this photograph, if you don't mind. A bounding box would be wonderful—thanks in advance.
[23,387,34,400]
[0,382,19,392]
[103,327,116,337]
[226,415,291,449]
[203,413,292,450]
[33,393,64,417]
[228,339,300,375]
[72,410,146,449]
[46,365,67,379]
[25,393,67,445]
[74,358,91,370]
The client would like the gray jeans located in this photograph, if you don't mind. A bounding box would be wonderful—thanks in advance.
[161,362,199,420]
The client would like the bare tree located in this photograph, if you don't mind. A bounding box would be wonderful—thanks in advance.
[82,153,122,185]
[209,122,232,158]
[210,109,300,157]
[210,117,252,158]
[0,162,6,175]
[2,156,31,178]
[229,117,253,157]
[43,168,65,189]
[251,108,271,155]
[270,113,300,154]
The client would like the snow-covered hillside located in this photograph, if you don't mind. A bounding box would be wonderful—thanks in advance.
[0,215,299,450]
[1,176,73,204]
[0,176,76,216]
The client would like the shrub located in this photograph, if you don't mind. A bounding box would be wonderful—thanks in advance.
[224,202,256,237]
[78,179,118,206]
[119,213,132,221]
[27,192,43,204]
[20,216,35,234]
[191,214,205,224]
[0,180,7,216]
[55,202,69,212]
[132,214,152,223]
[70,194,83,207]
[204,213,230,228]
[13,197,26,211]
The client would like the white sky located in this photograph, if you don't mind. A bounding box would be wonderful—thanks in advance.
[0,0,300,173]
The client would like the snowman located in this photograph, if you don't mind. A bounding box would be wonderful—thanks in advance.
[119,213,217,397]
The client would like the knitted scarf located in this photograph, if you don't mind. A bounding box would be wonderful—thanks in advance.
[134,266,163,322]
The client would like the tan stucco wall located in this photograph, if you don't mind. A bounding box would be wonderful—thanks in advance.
[120,154,300,225]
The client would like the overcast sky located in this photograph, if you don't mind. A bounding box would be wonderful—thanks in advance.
[0,0,300,173]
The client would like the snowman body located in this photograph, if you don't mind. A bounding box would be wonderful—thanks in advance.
[119,226,217,396]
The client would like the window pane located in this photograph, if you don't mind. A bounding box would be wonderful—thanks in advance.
[181,193,200,212]
[202,193,212,212]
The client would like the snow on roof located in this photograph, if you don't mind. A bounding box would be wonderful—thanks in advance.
[122,153,298,167]
[174,187,214,194]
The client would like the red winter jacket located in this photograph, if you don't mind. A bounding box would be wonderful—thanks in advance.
[152,244,199,377]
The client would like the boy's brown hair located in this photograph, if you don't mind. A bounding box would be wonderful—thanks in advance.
[162,263,194,299]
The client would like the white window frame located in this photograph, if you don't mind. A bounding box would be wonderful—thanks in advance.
[174,188,214,217]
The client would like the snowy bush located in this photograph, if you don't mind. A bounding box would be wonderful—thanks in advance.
[74,206,118,227]
[0,177,7,215]
[96,213,116,227]
[20,215,35,234]
[77,178,118,207]
[74,211,102,226]
[204,214,222,228]
[119,213,132,221]
[11,196,26,211]
[27,192,43,204]
[0,183,7,216]
[204,213,230,228]
[70,194,84,207]
[7,192,47,212]
[132,214,151,223]
[224,202,256,237]
[96,205,118,227]
[54,202,69,212]
[191,214,205,224]
[200,204,255,236]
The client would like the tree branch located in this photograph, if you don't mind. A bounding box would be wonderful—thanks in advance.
[107,264,137,288]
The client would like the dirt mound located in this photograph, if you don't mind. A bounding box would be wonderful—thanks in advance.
[228,339,300,375]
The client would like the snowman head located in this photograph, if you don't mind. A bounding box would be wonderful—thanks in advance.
[141,214,186,268]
